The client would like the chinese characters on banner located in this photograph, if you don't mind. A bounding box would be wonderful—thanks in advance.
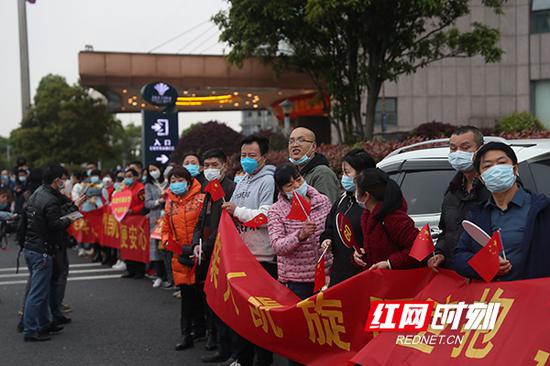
[205,211,550,366]
[67,206,150,264]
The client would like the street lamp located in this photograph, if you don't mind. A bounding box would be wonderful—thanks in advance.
[279,99,293,135]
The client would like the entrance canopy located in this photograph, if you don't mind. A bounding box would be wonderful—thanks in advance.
[78,51,318,113]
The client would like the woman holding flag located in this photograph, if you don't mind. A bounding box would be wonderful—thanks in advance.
[161,166,206,351]
[268,164,332,301]
[354,168,420,270]
[319,149,376,286]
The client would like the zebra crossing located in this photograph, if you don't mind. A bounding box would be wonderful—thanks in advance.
[0,261,124,286]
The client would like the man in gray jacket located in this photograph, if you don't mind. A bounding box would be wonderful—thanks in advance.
[288,127,340,203]
[221,135,276,366]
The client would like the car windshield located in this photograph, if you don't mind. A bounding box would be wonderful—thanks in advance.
[529,159,550,196]
[400,170,457,215]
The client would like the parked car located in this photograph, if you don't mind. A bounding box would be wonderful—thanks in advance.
[377,137,550,239]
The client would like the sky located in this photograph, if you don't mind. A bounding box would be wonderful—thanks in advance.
[0,0,242,138]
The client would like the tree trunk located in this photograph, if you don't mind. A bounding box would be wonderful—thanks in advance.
[364,80,382,141]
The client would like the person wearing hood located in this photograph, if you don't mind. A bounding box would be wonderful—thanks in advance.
[183,152,206,187]
[221,135,276,366]
[161,166,206,351]
[288,127,340,203]
[453,142,550,281]
[319,149,376,286]
[428,126,490,271]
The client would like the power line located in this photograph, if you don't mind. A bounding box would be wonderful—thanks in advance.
[188,30,220,54]
[176,24,218,54]
[196,40,222,55]
[147,20,210,53]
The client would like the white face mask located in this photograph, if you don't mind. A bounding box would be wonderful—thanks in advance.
[355,192,366,209]
[204,168,222,182]
[150,170,161,180]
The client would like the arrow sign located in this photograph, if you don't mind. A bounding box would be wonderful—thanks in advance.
[156,154,169,164]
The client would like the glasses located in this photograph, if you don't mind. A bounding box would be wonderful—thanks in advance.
[288,138,314,145]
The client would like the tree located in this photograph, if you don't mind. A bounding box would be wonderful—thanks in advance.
[214,0,504,142]
[10,74,120,167]
[172,121,243,164]
[105,122,142,169]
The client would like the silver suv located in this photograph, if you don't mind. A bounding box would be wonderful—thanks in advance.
[377,137,550,238]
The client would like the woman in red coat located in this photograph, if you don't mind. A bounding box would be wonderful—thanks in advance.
[354,168,420,270]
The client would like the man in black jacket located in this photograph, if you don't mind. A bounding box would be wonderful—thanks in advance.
[428,126,490,271]
[190,149,236,363]
[22,165,76,342]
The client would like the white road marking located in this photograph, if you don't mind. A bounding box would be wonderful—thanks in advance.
[0,267,122,279]
[0,274,123,286]
[0,262,103,273]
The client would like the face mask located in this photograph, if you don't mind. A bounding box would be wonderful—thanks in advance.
[102,177,112,186]
[341,175,356,192]
[19,176,27,183]
[90,176,100,184]
[355,193,366,209]
[286,181,308,200]
[289,145,313,166]
[124,177,134,186]
[150,170,161,180]
[114,182,120,190]
[57,179,65,191]
[170,181,188,196]
[234,175,244,184]
[0,203,8,210]
[448,151,474,172]
[204,168,221,182]
[184,164,200,177]
[481,164,516,193]
[241,157,259,175]
[1,175,8,182]
[86,169,92,177]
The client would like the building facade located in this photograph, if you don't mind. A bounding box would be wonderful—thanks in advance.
[371,0,550,133]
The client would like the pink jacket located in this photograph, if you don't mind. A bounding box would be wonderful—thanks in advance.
[267,185,333,283]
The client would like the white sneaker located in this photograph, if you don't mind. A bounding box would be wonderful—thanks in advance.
[84,249,95,256]
[77,249,86,257]
[152,278,163,288]
[111,260,121,269]
[112,260,126,271]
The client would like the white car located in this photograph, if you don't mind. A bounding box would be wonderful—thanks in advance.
[377,137,550,239]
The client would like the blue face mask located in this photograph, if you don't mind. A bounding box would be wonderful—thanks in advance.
[114,182,120,190]
[448,151,474,172]
[241,157,259,175]
[286,181,308,200]
[170,181,188,196]
[341,175,356,192]
[289,144,314,166]
[124,177,134,186]
[90,176,100,184]
[19,176,27,183]
[481,164,516,193]
[184,164,200,177]
[234,175,244,184]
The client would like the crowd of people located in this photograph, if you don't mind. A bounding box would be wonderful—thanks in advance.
[8,125,550,366]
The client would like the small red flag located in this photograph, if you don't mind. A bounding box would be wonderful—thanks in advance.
[287,193,311,222]
[409,224,435,261]
[242,213,268,228]
[204,179,225,202]
[313,256,326,292]
[468,230,503,282]
[336,213,360,251]
[166,236,183,256]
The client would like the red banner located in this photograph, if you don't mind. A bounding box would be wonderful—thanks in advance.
[205,211,550,365]
[67,206,150,264]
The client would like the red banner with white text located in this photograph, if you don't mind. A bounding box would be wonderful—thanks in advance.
[67,207,149,264]
[205,211,550,365]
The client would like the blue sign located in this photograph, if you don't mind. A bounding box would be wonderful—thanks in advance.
[142,110,179,167]
[140,81,178,107]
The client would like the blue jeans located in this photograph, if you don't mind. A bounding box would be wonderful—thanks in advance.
[23,249,53,335]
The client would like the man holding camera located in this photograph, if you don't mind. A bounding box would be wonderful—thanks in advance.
[22,165,79,342]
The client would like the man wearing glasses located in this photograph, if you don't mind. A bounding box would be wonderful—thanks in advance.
[287,127,340,203]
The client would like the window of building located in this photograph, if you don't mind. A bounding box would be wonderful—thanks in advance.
[532,0,550,33]
[533,80,550,129]
[374,97,398,127]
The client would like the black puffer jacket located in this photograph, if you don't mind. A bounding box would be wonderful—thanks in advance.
[435,173,490,263]
[319,192,364,285]
[24,185,72,255]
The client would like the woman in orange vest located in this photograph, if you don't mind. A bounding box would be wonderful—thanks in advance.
[161,166,206,351]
